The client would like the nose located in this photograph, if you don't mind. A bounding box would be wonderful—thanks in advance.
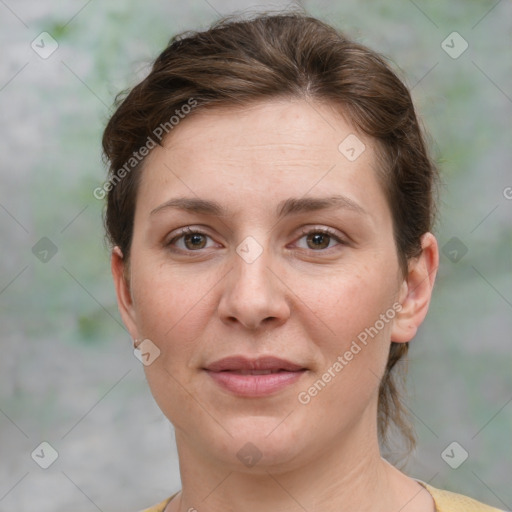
[217,240,291,330]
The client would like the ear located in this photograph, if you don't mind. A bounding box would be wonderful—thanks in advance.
[391,232,439,343]
[111,246,140,340]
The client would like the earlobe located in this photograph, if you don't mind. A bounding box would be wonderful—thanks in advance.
[391,232,439,343]
[111,246,139,340]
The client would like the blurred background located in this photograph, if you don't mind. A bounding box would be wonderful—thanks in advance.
[0,0,511,510]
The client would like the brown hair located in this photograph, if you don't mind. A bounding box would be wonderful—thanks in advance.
[102,9,439,460]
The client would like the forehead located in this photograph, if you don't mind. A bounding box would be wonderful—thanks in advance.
[161,98,364,160]
[137,98,388,222]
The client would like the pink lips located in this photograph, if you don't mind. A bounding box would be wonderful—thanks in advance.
[204,356,307,397]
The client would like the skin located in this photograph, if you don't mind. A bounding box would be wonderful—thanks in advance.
[112,98,439,512]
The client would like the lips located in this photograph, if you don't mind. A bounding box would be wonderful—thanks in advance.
[203,356,307,397]
[204,355,306,373]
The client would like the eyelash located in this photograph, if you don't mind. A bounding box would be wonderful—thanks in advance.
[165,226,346,254]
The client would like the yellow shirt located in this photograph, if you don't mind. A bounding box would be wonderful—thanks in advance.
[141,481,506,512]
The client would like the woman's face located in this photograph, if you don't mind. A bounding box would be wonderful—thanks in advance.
[113,98,427,471]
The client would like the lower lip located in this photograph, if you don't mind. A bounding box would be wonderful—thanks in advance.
[205,370,306,397]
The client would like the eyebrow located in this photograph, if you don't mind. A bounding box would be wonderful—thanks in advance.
[150,194,368,218]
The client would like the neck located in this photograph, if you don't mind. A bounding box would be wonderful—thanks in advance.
[169,409,417,512]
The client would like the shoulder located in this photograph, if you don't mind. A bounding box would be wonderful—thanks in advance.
[417,481,508,512]
[136,486,509,512]
[138,492,178,512]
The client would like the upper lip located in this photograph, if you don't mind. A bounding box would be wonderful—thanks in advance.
[204,356,306,372]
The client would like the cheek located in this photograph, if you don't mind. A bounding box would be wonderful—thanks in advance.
[301,265,397,350]
[129,265,212,394]
[132,264,214,422]
[295,266,397,405]
[297,296,393,427]
[131,260,215,337]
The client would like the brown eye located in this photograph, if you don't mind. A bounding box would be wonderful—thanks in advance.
[295,228,345,252]
[306,232,331,250]
[166,227,216,252]
[183,232,207,250]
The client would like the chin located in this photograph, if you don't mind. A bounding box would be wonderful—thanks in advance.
[201,414,310,472]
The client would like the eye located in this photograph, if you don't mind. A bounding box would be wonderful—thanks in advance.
[165,226,346,254]
[294,227,346,251]
[166,227,217,252]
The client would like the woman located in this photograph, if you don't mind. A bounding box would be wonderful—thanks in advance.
[101,10,505,512]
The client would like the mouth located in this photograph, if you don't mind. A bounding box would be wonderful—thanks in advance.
[204,355,306,372]
[203,356,307,397]
[223,369,292,375]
